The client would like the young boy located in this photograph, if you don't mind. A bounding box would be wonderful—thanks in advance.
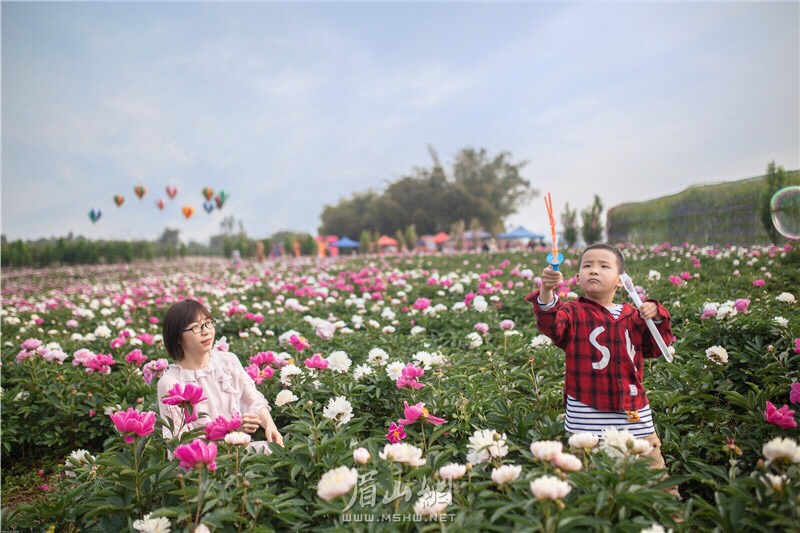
[526,243,673,472]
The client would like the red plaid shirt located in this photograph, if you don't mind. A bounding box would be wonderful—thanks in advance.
[526,290,672,411]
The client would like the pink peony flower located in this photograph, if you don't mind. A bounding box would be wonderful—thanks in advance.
[413,298,431,310]
[668,275,683,286]
[142,358,169,385]
[764,401,797,429]
[680,271,692,281]
[21,338,43,351]
[66,319,79,328]
[794,338,800,354]
[149,316,160,324]
[136,333,154,345]
[161,383,207,423]
[386,422,407,443]
[396,363,425,389]
[290,334,310,352]
[304,353,329,369]
[753,279,765,287]
[110,337,126,350]
[398,401,446,426]
[174,439,218,471]
[474,322,489,335]
[250,351,280,366]
[204,413,243,440]
[734,298,750,313]
[213,336,229,352]
[499,319,515,331]
[85,353,116,374]
[110,408,156,443]
[125,349,148,366]
[790,383,800,404]
[245,363,275,384]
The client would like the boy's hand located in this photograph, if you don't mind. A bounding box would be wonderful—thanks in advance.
[639,301,661,321]
[540,266,563,292]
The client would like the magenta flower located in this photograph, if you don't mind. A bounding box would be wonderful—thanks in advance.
[396,363,425,389]
[110,337,126,350]
[161,383,207,423]
[290,334,310,352]
[474,322,489,335]
[204,413,243,440]
[149,316,160,324]
[245,363,275,384]
[413,297,431,310]
[680,271,692,281]
[85,353,116,375]
[398,401,446,426]
[174,439,218,471]
[136,333,154,345]
[764,401,797,429]
[386,421,407,443]
[753,279,765,287]
[125,349,148,366]
[794,338,800,354]
[304,353,329,369]
[668,275,683,286]
[250,351,279,366]
[110,408,156,443]
[790,383,800,404]
[734,298,750,313]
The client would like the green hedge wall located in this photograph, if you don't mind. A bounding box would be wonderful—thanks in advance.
[607,170,800,245]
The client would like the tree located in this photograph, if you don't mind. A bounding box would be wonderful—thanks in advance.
[561,203,579,248]
[581,195,604,245]
[760,161,787,244]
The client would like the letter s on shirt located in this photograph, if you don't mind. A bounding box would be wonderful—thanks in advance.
[589,326,610,370]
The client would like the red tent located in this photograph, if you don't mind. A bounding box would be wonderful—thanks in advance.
[377,235,399,247]
[432,232,450,244]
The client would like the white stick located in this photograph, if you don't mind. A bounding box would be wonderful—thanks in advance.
[619,273,673,362]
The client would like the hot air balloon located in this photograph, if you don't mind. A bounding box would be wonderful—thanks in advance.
[166,185,178,199]
[114,195,125,207]
[182,205,195,219]
[155,199,165,210]
[215,190,229,209]
[134,185,147,199]
[88,208,102,223]
[202,187,214,201]
[203,200,214,214]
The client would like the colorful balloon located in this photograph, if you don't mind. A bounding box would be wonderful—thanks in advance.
[166,185,178,199]
[203,200,214,214]
[202,187,214,201]
[88,208,102,223]
[156,199,165,210]
[215,190,229,209]
[114,195,124,207]
[182,205,195,219]
[134,185,147,199]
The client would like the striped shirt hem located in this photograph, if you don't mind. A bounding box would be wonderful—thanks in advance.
[565,395,655,438]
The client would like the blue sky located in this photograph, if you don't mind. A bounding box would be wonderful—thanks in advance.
[3,1,798,244]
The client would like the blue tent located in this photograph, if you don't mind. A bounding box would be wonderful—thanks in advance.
[497,226,544,240]
[330,236,360,248]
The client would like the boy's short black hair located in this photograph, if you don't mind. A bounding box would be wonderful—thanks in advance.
[578,244,626,273]
[162,299,214,361]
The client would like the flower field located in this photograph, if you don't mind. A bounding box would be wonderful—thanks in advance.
[2,244,799,532]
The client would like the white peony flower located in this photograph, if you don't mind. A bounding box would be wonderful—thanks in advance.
[705,345,729,365]
[438,463,467,480]
[530,334,552,349]
[379,443,426,466]
[132,512,172,533]
[552,452,582,472]
[775,292,796,304]
[491,464,522,485]
[529,475,571,500]
[466,429,508,465]
[367,348,389,366]
[413,490,451,516]
[279,363,303,386]
[385,361,405,381]
[274,389,299,406]
[353,447,371,464]
[568,432,600,451]
[647,270,662,281]
[64,449,95,477]
[224,431,252,447]
[762,437,800,465]
[322,396,353,427]
[600,427,635,458]
[316,466,358,502]
[530,440,563,461]
[773,316,789,327]
[410,325,426,336]
[467,331,483,349]
[326,351,352,373]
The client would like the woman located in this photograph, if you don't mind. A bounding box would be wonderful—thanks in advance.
[157,299,283,448]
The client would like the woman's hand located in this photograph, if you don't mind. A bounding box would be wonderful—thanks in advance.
[264,422,284,447]
[242,413,261,433]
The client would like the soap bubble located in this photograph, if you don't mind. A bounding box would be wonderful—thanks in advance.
[770,186,800,239]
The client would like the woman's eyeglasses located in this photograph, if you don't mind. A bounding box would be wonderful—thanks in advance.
[182,320,217,334]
